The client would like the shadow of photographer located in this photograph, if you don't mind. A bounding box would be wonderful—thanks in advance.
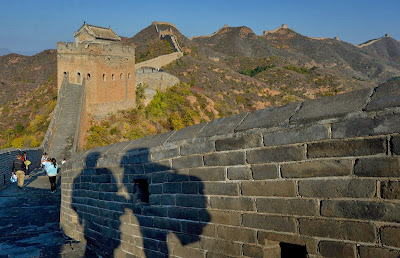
[71,147,210,257]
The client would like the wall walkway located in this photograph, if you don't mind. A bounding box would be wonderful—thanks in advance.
[60,80,400,257]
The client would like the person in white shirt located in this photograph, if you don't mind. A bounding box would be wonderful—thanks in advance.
[41,153,48,169]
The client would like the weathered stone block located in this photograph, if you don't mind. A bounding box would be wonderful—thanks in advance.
[217,226,256,243]
[264,124,329,147]
[256,198,319,216]
[199,210,241,226]
[381,226,400,248]
[251,164,279,180]
[180,221,206,235]
[215,134,262,151]
[167,170,189,182]
[200,238,241,256]
[364,80,400,111]
[172,156,203,169]
[391,135,400,155]
[160,195,175,205]
[291,88,372,124]
[149,184,162,194]
[182,182,199,194]
[204,151,246,166]
[354,157,400,177]
[318,241,356,258]
[168,207,199,221]
[151,172,168,184]
[197,113,248,138]
[243,214,296,232]
[163,182,182,194]
[359,246,400,258]
[242,181,297,197]
[150,147,179,161]
[332,114,400,139]
[171,245,204,258]
[188,167,225,182]
[247,145,305,164]
[144,160,171,173]
[281,160,352,178]
[180,141,214,156]
[381,181,400,199]
[299,179,376,198]
[167,122,207,143]
[235,102,300,132]
[210,196,254,211]
[308,137,387,158]
[242,244,264,257]
[176,195,207,208]
[227,166,251,180]
[203,182,238,196]
[321,200,400,223]
[298,218,376,242]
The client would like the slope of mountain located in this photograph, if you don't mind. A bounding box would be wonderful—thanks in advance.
[361,36,400,70]
[0,50,57,148]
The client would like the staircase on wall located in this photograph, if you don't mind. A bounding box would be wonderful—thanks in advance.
[47,83,83,162]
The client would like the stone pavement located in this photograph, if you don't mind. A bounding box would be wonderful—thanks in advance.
[0,168,99,258]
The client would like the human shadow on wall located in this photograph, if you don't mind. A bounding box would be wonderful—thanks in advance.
[72,152,123,256]
[71,148,210,257]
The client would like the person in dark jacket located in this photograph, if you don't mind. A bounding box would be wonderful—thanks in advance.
[12,154,26,189]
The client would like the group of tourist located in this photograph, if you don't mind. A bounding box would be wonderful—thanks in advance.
[11,152,66,193]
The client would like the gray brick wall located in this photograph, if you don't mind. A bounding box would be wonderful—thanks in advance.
[60,80,400,257]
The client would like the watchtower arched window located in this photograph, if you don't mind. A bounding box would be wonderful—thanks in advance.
[128,73,131,79]
[87,73,91,80]
[77,72,81,83]
[103,74,106,81]
[120,73,123,80]
[112,74,115,81]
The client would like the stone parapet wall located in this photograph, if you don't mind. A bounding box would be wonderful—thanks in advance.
[0,147,42,189]
[60,80,400,257]
[57,42,135,57]
[135,52,183,70]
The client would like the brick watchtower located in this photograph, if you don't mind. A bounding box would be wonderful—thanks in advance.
[57,23,136,117]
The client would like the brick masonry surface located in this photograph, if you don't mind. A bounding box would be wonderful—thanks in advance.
[59,80,400,257]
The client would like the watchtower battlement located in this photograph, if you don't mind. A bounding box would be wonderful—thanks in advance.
[57,41,135,57]
[57,23,136,119]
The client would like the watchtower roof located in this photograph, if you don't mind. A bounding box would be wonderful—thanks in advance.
[74,22,121,41]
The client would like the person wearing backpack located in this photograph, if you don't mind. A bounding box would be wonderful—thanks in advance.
[12,154,26,189]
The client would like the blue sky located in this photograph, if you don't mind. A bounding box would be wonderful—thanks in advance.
[1,0,399,55]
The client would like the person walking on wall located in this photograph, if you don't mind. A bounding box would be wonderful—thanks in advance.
[46,158,58,193]
[12,154,26,189]
[41,153,48,169]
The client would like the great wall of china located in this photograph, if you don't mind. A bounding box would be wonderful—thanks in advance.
[1,22,400,257]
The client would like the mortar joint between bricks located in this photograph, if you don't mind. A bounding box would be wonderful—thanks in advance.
[327,123,332,139]
[387,135,391,156]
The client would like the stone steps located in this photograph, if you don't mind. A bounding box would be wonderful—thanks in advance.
[47,83,83,161]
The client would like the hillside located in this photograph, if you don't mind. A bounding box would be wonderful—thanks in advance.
[361,36,400,70]
[0,50,57,148]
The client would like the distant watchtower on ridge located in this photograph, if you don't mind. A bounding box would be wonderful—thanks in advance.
[57,22,136,117]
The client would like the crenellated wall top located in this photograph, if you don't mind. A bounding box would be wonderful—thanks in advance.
[57,42,135,57]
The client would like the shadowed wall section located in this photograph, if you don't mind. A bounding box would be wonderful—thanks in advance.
[60,80,400,257]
